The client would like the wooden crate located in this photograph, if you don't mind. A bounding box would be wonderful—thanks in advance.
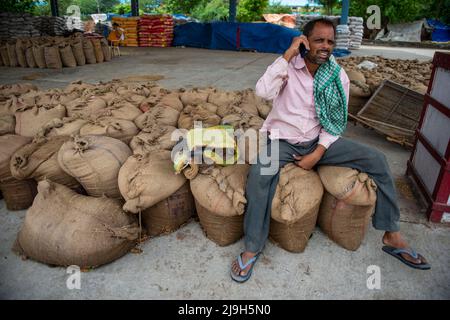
[355,80,424,148]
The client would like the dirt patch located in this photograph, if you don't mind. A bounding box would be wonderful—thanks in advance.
[120,74,165,82]
[21,72,46,80]
[395,176,415,200]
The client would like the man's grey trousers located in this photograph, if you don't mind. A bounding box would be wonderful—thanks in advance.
[244,137,401,253]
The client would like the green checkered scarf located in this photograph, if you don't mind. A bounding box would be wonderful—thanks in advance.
[313,55,347,136]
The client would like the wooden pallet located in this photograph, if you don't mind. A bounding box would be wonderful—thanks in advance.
[353,80,424,148]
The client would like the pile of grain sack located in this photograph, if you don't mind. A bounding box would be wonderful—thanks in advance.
[112,17,139,47]
[338,55,432,114]
[0,12,83,40]
[295,15,364,49]
[0,80,377,269]
[0,33,112,69]
[138,14,174,47]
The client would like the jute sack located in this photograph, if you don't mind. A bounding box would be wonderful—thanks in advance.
[6,42,18,67]
[243,89,273,119]
[13,180,140,268]
[79,117,139,144]
[65,96,106,118]
[190,164,249,246]
[0,83,38,97]
[221,110,264,131]
[180,88,211,106]
[63,81,94,94]
[100,38,111,62]
[82,38,97,64]
[349,80,371,98]
[236,96,259,117]
[98,99,143,121]
[44,45,63,69]
[58,135,131,199]
[269,163,323,253]
[346,69,366,83]
[14,104,66,137]
[25,46,37,68]
[59,43,77,68]
[135,106,180,129]
[10,135,80,189]
[0,135,36,210]
[177,105,221,130]
[142,182,195,237]
[208,90,241,107]
[156,92,184,112]
[91,38,104,63]
[0,45,10,67]
[118,150,187,213]
[32,44,46,68]
[15,39,27,68]
[36,116,89,138]
[0,115,15,135]
[129,125,177,155]
[71,38,86,66]
[317,166,377,251]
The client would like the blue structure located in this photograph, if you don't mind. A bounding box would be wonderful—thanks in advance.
[427,19,450,42]
[174,22,301,54]
[340,0,349,25]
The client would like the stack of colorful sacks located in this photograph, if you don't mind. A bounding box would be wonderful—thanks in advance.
[139,14,174,47]
[138,15,153,47]
[111,17,139,47]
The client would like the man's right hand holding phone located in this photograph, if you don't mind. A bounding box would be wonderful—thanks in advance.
[283,35,310,63]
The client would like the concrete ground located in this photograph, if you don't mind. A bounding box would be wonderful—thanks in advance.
[0,45,449,300]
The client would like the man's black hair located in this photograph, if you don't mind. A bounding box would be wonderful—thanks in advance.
[113,22,119,27]
[302,18,336,37]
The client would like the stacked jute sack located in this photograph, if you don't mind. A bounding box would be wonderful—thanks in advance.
[295,15,364,49]
[0,33,111,69]
[0,80,273,268]
[348,17,364,49]
[337,56,432,114]
[0,13,82,40]
[0,79,378,269]
[335,24,350,50]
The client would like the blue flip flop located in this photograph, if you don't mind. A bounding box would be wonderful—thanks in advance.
[230,253,260,283]
[382,246,431,270]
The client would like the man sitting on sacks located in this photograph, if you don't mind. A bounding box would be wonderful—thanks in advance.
[230,18,430,283]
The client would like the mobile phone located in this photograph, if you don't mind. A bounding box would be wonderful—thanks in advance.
[299,43,309,58]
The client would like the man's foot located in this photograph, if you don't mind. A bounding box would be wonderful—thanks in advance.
[230,251,258,282]
[382,232,428,266]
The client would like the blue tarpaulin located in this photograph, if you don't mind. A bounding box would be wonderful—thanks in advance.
[174,22,301,53]
[238,22,300,53]
[210,22,239,50]
[427,19,450,42]
[173,23,212,49]
[173,21,351,57]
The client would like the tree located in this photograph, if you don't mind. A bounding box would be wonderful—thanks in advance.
[237,0,269,22]
[139,0,166,13]
[349,0,450,24]
[163,0,203,14]
[310,0,339,16]
[0,0,36,13]
[264,1,292,14]
[191,0,229,22]
[112,3,144,15]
